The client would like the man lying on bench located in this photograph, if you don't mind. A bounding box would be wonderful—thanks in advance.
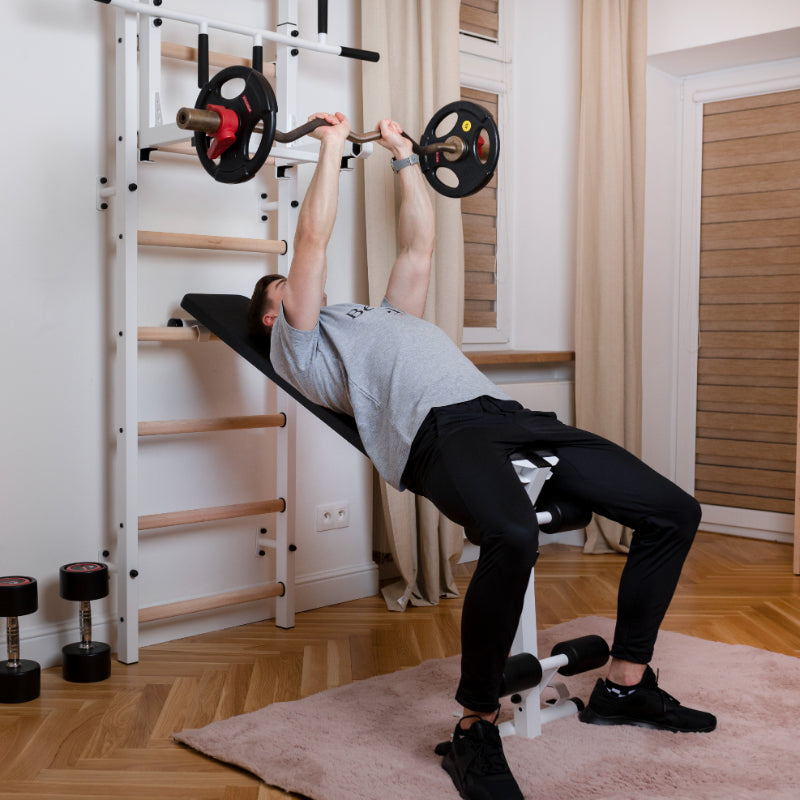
[246,111,716,800]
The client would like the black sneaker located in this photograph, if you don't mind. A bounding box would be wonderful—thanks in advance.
[440,718,524,800]
[578,665,716,733]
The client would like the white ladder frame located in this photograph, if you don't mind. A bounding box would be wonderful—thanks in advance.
[107,0,369,662]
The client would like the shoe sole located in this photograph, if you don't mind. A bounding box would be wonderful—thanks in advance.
[441,754,470,800]
[579,707,716,733]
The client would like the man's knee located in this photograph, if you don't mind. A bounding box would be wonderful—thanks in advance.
[480,520,539,571]
[672,491,702,535]
[640,490,701,548]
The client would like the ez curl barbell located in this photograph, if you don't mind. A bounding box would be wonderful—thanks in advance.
[176,65,500,197]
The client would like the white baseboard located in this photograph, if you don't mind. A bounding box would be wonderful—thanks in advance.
[700,504,793,545]
[700,522,793,546]
[295,562,379,612]
[7,562,379,672]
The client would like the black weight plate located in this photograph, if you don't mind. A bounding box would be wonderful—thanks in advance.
[60,563,109,602]
[194,66,277,184]
[0,577,37,618]
[419,100,500,198]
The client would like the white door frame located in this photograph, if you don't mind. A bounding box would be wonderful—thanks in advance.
[674,58,800,544]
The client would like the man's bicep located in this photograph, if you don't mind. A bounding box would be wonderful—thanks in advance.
[384,250,431,318]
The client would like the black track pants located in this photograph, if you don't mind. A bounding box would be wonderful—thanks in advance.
[401,396,701,713]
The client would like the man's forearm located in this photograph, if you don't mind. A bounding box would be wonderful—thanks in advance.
[282,121,349,331]
[295,136,347,251]
[396,163,435,257]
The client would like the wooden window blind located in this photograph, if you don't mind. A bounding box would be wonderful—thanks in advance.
[695,88,800,514]
[461,86,499,328]
[460,0,499,41]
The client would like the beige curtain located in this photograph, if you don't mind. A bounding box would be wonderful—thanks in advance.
[575,0,647,554]
[360,0,465,610]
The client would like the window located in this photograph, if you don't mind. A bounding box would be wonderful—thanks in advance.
[460,0,499,42]
[461,85,499,329]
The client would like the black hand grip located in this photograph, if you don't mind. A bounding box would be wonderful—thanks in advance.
[339,46,380,62]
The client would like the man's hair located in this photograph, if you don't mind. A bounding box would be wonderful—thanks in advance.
[247,273,284,344]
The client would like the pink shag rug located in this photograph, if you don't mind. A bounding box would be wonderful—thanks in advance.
[174,616,800,800]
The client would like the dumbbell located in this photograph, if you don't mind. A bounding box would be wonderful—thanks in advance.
[499,634,610,698]
[0,576,40,703]
[59,562,111,683]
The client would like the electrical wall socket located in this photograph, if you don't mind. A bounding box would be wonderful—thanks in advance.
[316,502,350,532]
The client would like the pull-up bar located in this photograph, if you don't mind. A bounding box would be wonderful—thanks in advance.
[93,0,380,64]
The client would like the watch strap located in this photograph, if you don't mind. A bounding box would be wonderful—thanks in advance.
[391,153,420,173]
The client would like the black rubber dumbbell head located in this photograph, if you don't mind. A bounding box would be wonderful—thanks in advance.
[59,563,109,601]
[0,576,38,617]
[62,642,112,683]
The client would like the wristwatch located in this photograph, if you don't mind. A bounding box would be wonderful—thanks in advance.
[391,153,420,173]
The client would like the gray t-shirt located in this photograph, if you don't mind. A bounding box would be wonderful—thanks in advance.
[269,299,510,490]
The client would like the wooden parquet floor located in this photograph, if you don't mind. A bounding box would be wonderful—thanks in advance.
[2,532,799,799]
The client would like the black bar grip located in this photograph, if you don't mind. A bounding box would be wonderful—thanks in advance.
[339,46,380,62]
[318,0,328,35]
[252,45,263,74]
[198,32,209,89]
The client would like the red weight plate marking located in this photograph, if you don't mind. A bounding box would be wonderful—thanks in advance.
[0,576,33,586]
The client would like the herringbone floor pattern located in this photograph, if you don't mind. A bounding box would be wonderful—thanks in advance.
[2,532,799,799]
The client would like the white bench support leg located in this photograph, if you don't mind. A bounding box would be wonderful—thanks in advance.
[498,455,583,739]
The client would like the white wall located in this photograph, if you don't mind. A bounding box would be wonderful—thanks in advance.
[648,0,800,59]
[0,0,377,667]
[642,1,800,490]
[0,1,112,661]
[508,0,580,354]
[0,0,581,668]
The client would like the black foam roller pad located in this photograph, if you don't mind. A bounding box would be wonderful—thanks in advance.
[499,652,543,697]
[551,634,610,677]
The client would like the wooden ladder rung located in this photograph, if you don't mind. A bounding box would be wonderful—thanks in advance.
[161,40,277,76]
[138,230,287,255]
[139,499,285,531]
[137,326,219,342]
[138,581,284,624]
[148,142,276,165]
[138,414,285,436]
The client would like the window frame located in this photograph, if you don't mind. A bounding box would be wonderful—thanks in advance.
[460,0,514,346]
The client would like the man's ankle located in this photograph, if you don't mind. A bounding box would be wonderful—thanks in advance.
[459,708,498,730]
[606,658,647,687]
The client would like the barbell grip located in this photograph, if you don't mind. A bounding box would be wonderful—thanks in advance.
[176,108,460,155]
